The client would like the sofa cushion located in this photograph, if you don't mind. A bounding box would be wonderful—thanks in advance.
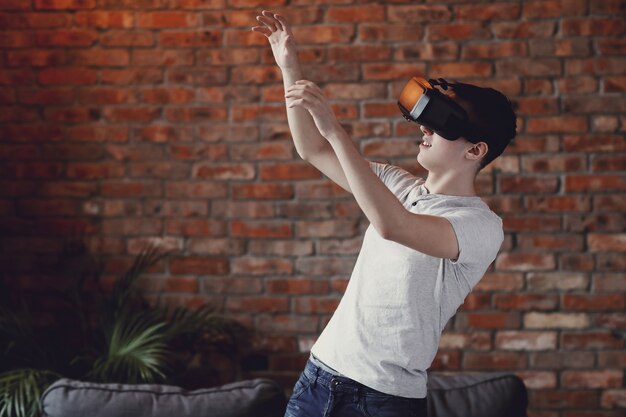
[427,372,528,417]
[41,378,286,417]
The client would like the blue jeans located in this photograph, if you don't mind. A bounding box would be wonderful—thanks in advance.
[284,357,428,417]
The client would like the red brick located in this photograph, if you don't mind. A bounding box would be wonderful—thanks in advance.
[514,97,559,115]
[494,293,558,310]
[530,351,595,369]
[525,196,590,212]
[499,176,559,193]
[562,18,625,36]
[462,42,527,59]
[387,4,452,23]
[0,0,32,9]
[327,5,385,22]
[526,116,588,133]
[598,350,626,368]
[295,219,358,238]
[533,390,600,409]
[593,273,626,291]
[463,352,527,370]
[101,31,154,47]
[294,297,339,314]
[593,146,626,167]
[132,50,194,66]
[587,233,626,252]
[35,29,98,46]
[267,279,328,295]
[362,63,425,81]
[495,252,556,271]
[164,107,227,122]
[38,68,97,85]
[230,220,292,238]
[227,296,289,314]
[202,276,261,295]
[160,30,221,47]
[427,23,491,41]
[562,331,624,349]
[102,107,160,122]
[162,277,199,293]
[326,45,391,62]
[144,200,208,217]
[491,21,556,38]
[74,10,133,27]
[259,163,321,181]
[455,3,520,20]
[231,257,293,276]
[165,219,225,237]
[101,218,161,236]
[563,134,626,152]
[556,76,598,93]
[291,25,354,44]
[213,202,274,221]
[187,238,245,257]
[101,68,163,85]
[564,293,626,311]
[232,184,293,200]
[565,175,626,192]
[358,24,423,43]
[101,181,162,197]
[473,272,524,291]
[169,256,228,275]
[34,0,95,9]
[164,182,227,199]
[523,0,587,18]
[457,312,521,330]
[256,315,318,334]
[136,11,198,28]
[564,96,626,114]
[521,154,586,172]
[597,39,626,56]
[430,62,492,78]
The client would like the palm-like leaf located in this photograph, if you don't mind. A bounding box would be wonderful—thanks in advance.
[108,245,170,320]
[0,369,61,417]
[88,311,170,384]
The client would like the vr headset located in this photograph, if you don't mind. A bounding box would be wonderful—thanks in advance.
[397,77,485,143]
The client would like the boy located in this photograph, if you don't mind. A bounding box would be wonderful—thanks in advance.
[251,9,516,417]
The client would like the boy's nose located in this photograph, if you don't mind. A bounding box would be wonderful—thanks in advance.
[420,125,433,136]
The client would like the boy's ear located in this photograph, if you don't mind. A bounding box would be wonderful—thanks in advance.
[467,142,488,159]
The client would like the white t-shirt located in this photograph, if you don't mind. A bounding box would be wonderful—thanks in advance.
[310,161,504,398]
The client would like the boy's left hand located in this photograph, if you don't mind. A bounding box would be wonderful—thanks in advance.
[285,80,343,140]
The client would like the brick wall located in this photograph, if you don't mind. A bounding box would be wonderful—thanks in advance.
[1,0,625,415]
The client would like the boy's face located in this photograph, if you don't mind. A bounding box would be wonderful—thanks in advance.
[417,124,482,172]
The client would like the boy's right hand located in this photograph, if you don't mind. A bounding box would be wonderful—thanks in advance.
[251,10,300,70]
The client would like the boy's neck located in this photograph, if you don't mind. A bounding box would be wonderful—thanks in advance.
[423,170,478,197]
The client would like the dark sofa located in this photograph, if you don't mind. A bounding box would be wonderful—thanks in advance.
[41,371,527,417]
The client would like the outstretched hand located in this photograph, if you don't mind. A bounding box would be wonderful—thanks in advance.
[250,10,299,70]
[285,80,344,140]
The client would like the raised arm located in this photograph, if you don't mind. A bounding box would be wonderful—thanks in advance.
[251,10,352,193]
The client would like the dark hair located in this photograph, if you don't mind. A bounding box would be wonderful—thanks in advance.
[449,82,517,171]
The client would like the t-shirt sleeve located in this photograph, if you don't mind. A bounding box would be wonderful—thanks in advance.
[443,208,504,270]
[369,161,420,201]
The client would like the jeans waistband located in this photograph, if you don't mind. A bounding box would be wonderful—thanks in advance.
[303,356,426,400]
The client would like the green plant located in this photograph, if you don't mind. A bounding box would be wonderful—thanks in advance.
[0,243,248,417]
